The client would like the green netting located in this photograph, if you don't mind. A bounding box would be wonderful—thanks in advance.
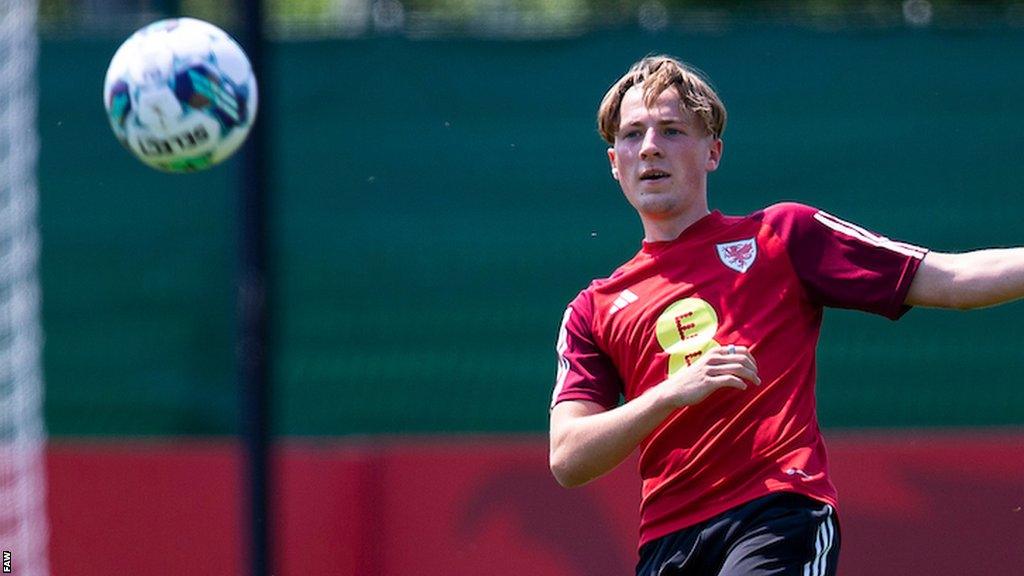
[40,27,1024,436]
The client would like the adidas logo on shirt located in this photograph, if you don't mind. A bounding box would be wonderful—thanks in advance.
[610,289,639,315]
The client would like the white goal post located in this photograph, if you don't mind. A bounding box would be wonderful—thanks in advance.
[0,1,50,575]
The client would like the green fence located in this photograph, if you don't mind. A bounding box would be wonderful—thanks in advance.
[40,26,1024,435]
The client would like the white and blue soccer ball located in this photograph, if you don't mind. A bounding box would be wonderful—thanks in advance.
[103,17,258,173]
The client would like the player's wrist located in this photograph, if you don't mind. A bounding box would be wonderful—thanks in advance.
[649,377,689,411]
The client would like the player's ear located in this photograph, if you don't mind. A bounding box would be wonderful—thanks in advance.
[706,138,723,172]
[607,147,620,180]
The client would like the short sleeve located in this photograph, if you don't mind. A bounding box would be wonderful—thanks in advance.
[550,290,623,410]
[765,203,928,320]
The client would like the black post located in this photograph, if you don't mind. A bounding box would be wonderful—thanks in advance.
[236,0,271,575]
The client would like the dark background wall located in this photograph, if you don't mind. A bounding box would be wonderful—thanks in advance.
[40,27,1024,436]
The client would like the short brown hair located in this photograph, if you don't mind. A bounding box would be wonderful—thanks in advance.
[597,55,727,144]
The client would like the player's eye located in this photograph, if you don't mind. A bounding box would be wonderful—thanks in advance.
[662,127,683,136]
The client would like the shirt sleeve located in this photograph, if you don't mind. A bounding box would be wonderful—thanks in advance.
[550,290,623,410]
[766,202,928,320]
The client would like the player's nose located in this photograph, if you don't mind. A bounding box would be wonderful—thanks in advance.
[639,128,662,159]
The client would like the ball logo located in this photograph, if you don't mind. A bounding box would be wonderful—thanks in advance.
[135,124,210,156]
[716,238,757,273]
[655,298,720,375]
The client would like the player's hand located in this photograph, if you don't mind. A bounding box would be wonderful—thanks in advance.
[659,344,760,408]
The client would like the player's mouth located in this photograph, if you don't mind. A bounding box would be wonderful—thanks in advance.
[639,169,670,181]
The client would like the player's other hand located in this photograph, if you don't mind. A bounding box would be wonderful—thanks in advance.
[659,344,760,408]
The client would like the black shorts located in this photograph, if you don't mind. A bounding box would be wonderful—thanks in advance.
[636,493,840,576]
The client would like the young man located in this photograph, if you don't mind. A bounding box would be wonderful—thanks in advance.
[548,55,1024,576]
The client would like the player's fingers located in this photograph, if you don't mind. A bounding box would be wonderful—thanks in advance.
[737,358,760,385]
[729,362,761,385]
[719,343,755,361]
[710,346,743,363]
[707,366,758,387]
[707,361,760,385]
[736,366,761,386]
[711,375,748,391]
[741,348,758,371]
[723,345,759,376]
[731,345,757,367]
[704,346,759,384]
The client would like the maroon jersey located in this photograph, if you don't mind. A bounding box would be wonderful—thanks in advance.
[552,202,926,548]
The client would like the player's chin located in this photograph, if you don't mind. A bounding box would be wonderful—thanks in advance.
[636,183,679,202]
[636,196,682,218]
[635,181,681,203]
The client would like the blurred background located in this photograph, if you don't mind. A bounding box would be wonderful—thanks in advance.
[2,0,1024,574]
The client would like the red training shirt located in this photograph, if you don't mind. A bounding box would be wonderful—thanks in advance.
[551,202,926,548]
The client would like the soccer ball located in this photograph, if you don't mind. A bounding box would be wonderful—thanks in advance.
[103,17,258,173]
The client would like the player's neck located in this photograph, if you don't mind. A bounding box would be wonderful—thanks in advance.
[640,204,711,243]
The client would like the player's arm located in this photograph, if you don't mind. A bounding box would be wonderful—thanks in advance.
[549,346,759,488]
[905,249,1024,309]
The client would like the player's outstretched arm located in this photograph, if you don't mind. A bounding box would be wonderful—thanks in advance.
[906,249,1024,310]
[549,346,759,488]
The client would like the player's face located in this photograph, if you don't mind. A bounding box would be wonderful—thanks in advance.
[607,85,722,230]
